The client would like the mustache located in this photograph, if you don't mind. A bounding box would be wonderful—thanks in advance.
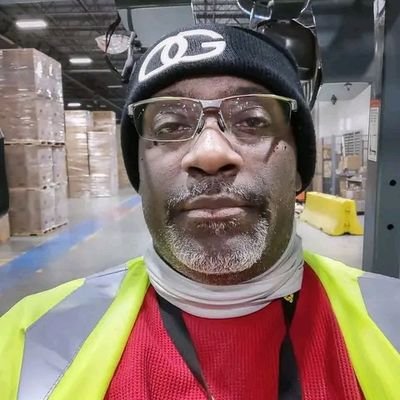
[166,178,269,213]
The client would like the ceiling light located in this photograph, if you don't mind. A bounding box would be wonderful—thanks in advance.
[69,57,92,65]
[107,85,123,89]
[67,102,81,107]
[16,19,47,29]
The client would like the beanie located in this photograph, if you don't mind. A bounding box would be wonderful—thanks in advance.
[121,23,316,193]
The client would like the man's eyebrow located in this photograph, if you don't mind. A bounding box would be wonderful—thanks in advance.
[155,86,271,98]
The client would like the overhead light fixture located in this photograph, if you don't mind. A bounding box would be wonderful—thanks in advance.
[107,85,123,89]
[67,102,81,107]
[69,57,92,65]
[100,105,107,108]
[16,19,47,30]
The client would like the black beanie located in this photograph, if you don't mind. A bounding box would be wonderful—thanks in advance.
[121,23,316,193]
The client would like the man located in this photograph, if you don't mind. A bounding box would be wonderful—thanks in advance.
[0,24,399,400]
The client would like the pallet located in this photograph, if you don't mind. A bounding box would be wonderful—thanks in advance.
[4,141,65,146]
[12,222,68,237]
[0,213,10,243]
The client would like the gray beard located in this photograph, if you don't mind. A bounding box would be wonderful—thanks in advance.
[164,217,269,275]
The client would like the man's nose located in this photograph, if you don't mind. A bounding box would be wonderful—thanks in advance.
[181,120,244,178]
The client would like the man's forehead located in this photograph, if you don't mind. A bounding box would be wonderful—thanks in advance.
[154,75,272,99]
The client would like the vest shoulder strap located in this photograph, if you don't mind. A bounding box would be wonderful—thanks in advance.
[0,257,149,400]
[305,251,400,400]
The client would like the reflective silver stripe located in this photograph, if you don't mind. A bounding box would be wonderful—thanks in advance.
[18,265,128,400]
[359,272,400,352]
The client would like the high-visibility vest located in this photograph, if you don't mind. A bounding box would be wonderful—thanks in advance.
[0,251,399,400]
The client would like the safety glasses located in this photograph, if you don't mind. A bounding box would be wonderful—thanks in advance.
[128,94,297,143]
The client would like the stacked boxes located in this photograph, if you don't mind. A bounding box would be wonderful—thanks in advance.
[9,187,56,235]
[116,124,131,189]
[65,111,119,198]
[65,110,92,198]
[53,146,68,226]
[0,49,64,143]
[0,49,68,235]
[89,112,118,197]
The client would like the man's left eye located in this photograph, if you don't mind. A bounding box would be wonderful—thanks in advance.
[239,117,269,128]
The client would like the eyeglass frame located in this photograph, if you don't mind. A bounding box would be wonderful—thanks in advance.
[127,94,298,143]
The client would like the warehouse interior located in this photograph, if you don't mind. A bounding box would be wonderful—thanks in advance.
[0,0,398,317]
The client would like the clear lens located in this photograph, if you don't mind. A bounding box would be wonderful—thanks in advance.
[131,95,294,143]
[132,99,202,142]
[221,96,292,140]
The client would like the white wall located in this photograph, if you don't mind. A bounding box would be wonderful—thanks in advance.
[315,85,371,139]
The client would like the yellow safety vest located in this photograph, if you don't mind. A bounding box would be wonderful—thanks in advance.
[0,251,399,400]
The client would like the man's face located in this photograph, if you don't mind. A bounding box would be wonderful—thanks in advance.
[138,76,298,284]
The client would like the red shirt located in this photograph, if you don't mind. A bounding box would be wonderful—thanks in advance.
[106,265,363,399]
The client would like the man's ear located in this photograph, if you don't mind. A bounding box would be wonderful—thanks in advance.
[296,172,302,192]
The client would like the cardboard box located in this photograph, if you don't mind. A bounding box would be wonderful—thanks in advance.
[52,146,68,184]
[343,155,362,171]
[88,128,118,197]
[322,147,332,160]
[92,111,116,128]
[9,187,55,234]
[5,144,53,188]
[0,48,62,101]
[68,177,91,198]
[340,189,365,201]
[0,213,10,243]
[54,183,68,226]
[65,110,93,131]
[0,98,58,142]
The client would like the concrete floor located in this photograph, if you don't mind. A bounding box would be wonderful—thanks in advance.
[0,189,364,315]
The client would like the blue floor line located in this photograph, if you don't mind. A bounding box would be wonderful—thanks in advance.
[0,195,141,293]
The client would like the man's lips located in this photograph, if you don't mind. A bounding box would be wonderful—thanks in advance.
[180,196,252,220]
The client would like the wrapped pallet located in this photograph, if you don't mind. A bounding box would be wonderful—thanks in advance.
[54,183,68,226]
[0,213,10,243]
[52,146,68,184]
[65,110,92,198]
[116,124,131,189]
[9,187,56,235]
[1,48,68,235]
[92,111,116,132]
[0,48,64,143]
[88,111,118,197]
[88,129,118,197]
[5,144,53,188]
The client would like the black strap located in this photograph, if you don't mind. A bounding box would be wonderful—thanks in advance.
[157,294,214,400]
[157,293,301,399]
[279,293,302,399]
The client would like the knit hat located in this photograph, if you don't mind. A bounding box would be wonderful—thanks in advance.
[121,23,315,193]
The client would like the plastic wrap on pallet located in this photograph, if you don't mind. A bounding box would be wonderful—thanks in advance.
[0,49,65,143]
[52,146,68,184]
[116,124,131,189]
[65,111,92,198]
[0,49,62,100]
[92,111,116,133]
[4,144,53,188]
[54,183,68,226]
[9,187,56,235]
[88,128,118,197]
[0,99,65,143]
[0,134,9,216]
[65,110,93,131]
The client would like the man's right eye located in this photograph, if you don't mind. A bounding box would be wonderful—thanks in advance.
[153,122,192,139]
